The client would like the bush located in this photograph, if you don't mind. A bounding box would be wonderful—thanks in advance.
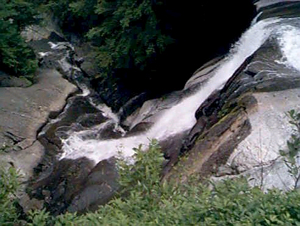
[0,0,38,77]
[42,0,99,35]
[0,166,20,225]
[3,140,300,225]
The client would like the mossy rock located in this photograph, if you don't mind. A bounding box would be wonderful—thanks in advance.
[0,76,32,88]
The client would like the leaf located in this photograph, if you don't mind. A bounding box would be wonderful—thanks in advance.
[279,150,287,157]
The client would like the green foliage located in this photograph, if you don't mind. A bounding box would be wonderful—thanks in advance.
[280,109,300,189]
[0,0,38,77]
[118,140,164,193]
[43,0,98,34]
[87,0,173,76]
[69,0,98,20]
[0,143,11,154]
[0,166,20,225]
[27,209,51,226]
[3,140,300,225]
[0,0,36,31]
[38,0,174,77]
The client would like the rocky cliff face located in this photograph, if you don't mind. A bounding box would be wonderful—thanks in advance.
[165,2,300,191]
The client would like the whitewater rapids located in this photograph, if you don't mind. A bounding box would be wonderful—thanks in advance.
[60,17,300,165]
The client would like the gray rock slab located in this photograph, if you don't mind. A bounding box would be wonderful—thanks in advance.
[223,89,300,190]
[0,69,77,179]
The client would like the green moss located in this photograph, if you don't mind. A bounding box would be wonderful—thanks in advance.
[0,144,11,154]
[19,76,33,87]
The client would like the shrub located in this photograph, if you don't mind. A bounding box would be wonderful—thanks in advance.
[0,0,38,77]
[0,166,20,225]
[41,0,98,35]
[2,140,300,225]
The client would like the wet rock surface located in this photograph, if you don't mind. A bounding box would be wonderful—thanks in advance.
[164,13,300,190]
[30,156,119,215]
[256,1,300,21]
[28,93,123,214]
[255,0,300,11]
[67,157,119,214]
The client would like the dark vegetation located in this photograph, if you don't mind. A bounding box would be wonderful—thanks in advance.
[53,0,256,96]
[37,0,255,111]
[0,0,38,78]
[0,0,255,96]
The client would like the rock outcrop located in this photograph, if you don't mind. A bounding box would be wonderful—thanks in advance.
[0,68,77,181]
[0,26,83,213]
[164,5,300,191]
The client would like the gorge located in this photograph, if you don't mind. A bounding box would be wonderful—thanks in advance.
[1,0,300,216]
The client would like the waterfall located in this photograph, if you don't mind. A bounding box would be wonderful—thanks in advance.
[60,18,281,165]
[251,11,263,26]
[277,23,300,72]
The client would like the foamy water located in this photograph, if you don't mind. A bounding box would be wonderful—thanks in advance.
[60,17,300,165]
[277,23,300,71]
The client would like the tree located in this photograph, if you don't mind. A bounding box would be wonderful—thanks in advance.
[86,0,174,76]
[0,0,38,77]
[44,0,99,35]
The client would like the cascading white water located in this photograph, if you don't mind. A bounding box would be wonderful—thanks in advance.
[60,18,284,165]
[277,23,300,71]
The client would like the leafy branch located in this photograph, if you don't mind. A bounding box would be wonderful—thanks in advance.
[279,109,300,190]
